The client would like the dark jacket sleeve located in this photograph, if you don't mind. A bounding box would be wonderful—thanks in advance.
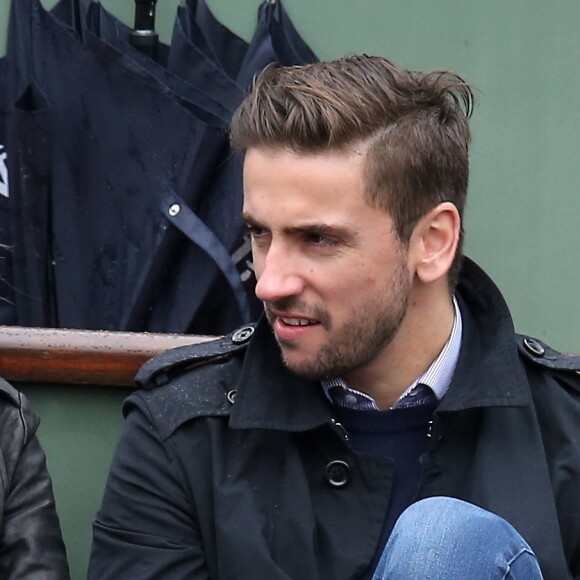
[0,382,69,579]
[88,395,208,580]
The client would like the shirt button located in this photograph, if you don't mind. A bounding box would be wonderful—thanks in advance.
[325,460,351,488]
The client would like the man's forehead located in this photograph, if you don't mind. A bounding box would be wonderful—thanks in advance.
[240,144,390,222]
[242,146,368,196]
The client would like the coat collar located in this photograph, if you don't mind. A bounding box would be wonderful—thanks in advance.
[229,317,334,431]
[229,257,530,430]
[438,257,530,411]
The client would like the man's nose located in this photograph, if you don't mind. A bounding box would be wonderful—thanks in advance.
[254,246,305,303]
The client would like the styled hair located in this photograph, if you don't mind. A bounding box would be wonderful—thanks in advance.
[230,55,474,288]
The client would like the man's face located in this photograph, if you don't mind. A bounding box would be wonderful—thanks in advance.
[242,147,413,381]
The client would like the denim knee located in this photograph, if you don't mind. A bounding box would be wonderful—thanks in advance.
[372,497,543,580]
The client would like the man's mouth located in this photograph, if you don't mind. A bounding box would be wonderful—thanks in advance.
[266,302,329,332]
[280,317,317,327]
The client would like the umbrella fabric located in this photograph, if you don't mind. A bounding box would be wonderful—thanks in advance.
[162,2,264,333]
[6,0,250,331]
[82,0,260,334]
[170,3,244,112]
[238,0,318,87]
[82,1,230,124]
[271,0,318,64]
[82,0,256,333]
[6,81,55,327]
[184,0,249,80]
[3,0,57,327]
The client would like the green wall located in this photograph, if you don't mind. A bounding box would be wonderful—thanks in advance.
[20,384,127,580]
[1,1,580,578]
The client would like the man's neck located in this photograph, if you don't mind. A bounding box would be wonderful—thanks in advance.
[343,286,456,410]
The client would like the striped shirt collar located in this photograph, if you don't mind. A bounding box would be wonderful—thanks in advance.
[322,296,463,410]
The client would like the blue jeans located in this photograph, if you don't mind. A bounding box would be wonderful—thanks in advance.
[372,497,543,580]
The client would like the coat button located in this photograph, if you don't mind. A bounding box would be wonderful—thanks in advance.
[523,337,545,357]
[231,325,255,343]
[325,460,351,488]
[226,390,237,404]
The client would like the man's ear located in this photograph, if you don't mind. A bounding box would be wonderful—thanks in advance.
[409,202,460,284]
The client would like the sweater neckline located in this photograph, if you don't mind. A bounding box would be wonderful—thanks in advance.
[331,401,437,435]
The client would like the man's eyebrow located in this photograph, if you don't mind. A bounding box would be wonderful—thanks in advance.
[242,213,357,242]
[284,222,356,241]
[241,213,264,229]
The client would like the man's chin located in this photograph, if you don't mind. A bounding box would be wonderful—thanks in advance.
[280,350,312,377]
[274,337,339,380]
[279,352,334,381]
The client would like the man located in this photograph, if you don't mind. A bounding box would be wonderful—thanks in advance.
[89,56,580,579]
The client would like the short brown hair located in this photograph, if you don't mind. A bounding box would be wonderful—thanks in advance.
[230,55,474,288]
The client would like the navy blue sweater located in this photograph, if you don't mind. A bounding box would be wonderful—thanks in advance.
[332,402,437,575]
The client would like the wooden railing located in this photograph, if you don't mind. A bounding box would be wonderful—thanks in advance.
[0,326,214,387]
[3,325,578,388]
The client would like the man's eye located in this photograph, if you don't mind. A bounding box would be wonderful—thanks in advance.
[245,225,266,238]
[245,226,271,245]
[307,233,339,247]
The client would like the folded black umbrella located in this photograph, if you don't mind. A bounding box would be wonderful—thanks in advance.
[183,0,249,80]
[238,0,318,87]
[81,0,258,334]
[5,80,55,327]
[170,2,245,112]
[6,0,251,332]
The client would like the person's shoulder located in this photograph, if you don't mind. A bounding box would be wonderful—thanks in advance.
[0,377,39,443]
[126,324,256,437]
[516,334,580,374]
[0,377,22,407]
[134,323,256,391]
[516,333,580,392]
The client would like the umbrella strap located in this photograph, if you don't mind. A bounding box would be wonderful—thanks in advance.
[162,193,251,322]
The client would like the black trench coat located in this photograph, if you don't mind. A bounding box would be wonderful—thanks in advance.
[89,257,580,580]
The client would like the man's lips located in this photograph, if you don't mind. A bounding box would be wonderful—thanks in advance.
[271,315,321,342]
[268,311,323,338]
[278,316,318,327]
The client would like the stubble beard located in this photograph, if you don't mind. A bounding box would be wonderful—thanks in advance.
[265,262,411,380]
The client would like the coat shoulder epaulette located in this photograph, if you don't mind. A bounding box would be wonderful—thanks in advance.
[516,334,580,375]
[135,324,256,389]
[129,324,256,439]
